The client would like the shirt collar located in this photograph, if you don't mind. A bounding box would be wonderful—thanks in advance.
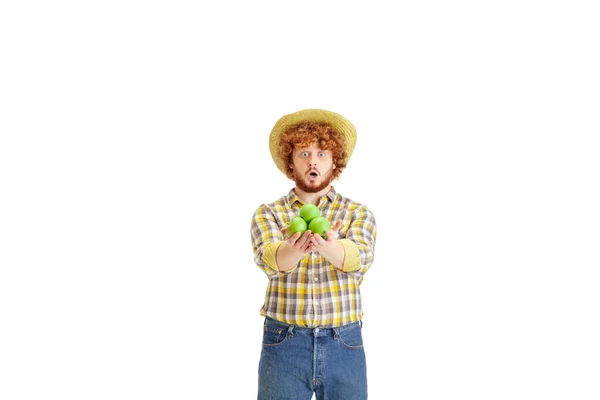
[286,186,337,207]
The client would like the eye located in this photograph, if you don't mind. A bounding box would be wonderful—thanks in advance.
[301,151,309,157]
[318,152,325,157]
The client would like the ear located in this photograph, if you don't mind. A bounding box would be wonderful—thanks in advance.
[333,164,336,169]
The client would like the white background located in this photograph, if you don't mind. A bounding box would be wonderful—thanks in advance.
[1,1,599,399]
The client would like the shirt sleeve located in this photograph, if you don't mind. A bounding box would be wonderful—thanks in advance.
[339,205,376,277]
[250,205,297,278]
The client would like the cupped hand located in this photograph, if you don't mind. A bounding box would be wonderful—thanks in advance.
[281,226,314,254]
[310,220,342,247]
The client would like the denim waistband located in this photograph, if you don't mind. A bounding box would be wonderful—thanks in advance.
[265,316,361,337]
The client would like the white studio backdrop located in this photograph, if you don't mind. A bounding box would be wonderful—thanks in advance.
[1,1,599,399]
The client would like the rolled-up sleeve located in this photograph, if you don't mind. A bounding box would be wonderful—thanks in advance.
[339,205,376,277]
[251,205,296,278]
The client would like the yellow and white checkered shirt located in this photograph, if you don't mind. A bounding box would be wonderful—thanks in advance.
[250,187,376,328]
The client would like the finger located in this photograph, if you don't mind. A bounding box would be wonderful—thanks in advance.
[332,220,343,230]
[313,233,326,245]
[298,230,312,246]
[300,236,313,251]
[303,242,314,253]
[288,231,301,244]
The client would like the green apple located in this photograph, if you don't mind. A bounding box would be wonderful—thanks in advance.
[288,216,308,237]
[308,216,331,239]
[300,203,320,223]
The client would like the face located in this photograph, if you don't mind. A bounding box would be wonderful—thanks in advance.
[290,143,336,193]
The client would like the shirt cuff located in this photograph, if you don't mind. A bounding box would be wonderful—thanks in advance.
[262,242,283,273]
[339,239,361,272]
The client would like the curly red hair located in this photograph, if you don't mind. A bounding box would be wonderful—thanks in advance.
[278,121,348,180]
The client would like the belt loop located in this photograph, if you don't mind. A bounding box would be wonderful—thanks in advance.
[359,320,363,328]
[287,325,295,337]
[333,327,340,340]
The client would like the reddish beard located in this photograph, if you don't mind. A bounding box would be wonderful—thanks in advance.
[293,167,334,193]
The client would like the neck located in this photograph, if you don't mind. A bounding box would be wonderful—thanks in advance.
[294,185,331,205]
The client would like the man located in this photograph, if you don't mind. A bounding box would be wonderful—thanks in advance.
[250,109,377,399]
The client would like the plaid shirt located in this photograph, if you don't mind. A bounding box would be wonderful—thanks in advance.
[250,187,376,327]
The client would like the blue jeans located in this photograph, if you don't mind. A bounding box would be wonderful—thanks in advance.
[258,317,367,399]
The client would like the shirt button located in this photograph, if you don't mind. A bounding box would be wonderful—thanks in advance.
[314,277,318,282]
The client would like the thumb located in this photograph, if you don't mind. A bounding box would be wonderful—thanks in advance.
[332,220,343,231]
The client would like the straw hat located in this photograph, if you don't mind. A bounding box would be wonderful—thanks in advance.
[269,109,357,178]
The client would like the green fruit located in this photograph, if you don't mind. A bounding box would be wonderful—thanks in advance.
[300,203,320,223]
[308,216,331,239]
[288,216,308,237]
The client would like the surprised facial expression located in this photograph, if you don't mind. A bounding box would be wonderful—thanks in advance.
[291,143,336,193]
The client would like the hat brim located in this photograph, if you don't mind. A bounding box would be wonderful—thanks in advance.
[269,109,357,178]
